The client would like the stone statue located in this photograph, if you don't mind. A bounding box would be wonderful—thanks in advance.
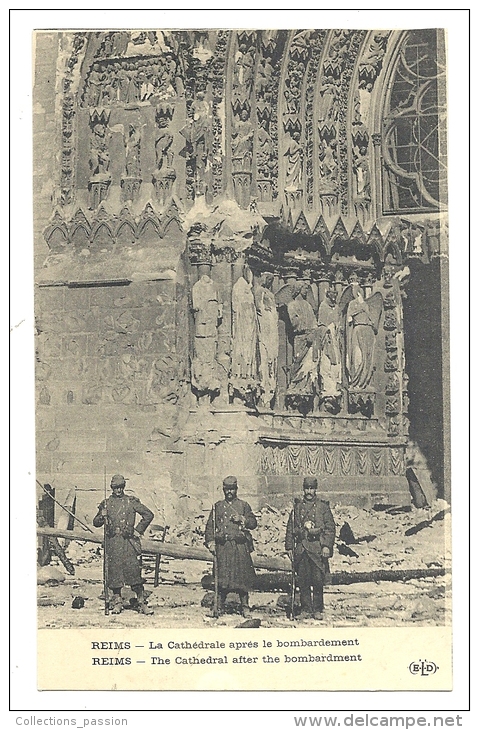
[125,125,141,177]
[155,131,174,171]
[191,273,223,399]
[86,65,102,107]
[353,144,371,200]
[285,282,320,404]
[90,122,110,177]
[344,283,383,390]
[232,109,254,169]
[254,273,279,408]
[230,275,259,403]
[284,131,304,192]
[317,288,342,411]
[318,139,339,192]
[180,91,212,195]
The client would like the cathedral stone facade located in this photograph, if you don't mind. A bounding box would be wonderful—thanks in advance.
[33,29,448,519]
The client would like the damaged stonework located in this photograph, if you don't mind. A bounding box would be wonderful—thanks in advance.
[34,28,449,530]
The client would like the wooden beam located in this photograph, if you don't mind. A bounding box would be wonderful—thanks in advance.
[36,527,291,572]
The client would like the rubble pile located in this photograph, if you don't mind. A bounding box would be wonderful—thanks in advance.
[156,498,450,575]
[40,499,449,587]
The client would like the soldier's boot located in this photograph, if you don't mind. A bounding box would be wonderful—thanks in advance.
[217,589,227,616]
[134,589,154,615]
[312,585,324,619]
[137,599,154,615]
[299,587,314,619]
[240,592,252,618]
[110,592,123,614]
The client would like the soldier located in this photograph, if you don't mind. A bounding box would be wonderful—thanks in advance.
[285,477,336,619]
[93,474,154,615]
[205,476,257,616]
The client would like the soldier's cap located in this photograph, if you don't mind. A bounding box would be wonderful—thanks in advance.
[223,475,238,489]
[110,474,126,488]
[303,477,318,489]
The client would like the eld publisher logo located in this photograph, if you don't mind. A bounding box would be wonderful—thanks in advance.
[409,659,439,676]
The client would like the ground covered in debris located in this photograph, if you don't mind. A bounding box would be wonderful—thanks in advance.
[37,500,451,629]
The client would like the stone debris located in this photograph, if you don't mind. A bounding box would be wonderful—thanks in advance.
[37,565,67,585]
[45,498,449,581]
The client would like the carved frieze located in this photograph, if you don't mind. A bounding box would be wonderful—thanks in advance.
[258,442,405,477]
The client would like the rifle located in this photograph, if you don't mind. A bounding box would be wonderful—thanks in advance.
[212,501,219,619]
[290,497,300,620]
[103,467,109,616]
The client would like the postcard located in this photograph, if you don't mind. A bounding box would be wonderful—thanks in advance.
[10,7,470,716]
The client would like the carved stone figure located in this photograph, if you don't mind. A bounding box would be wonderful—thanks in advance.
[86,65,102,107]
[318,81,340,123]
[230,275,259,403]
[318,138,339,193]
[125,125,141,177]
[254,273,279,408]
[155,131,174,171]
[235,45,255,88]
[257,125,273,172]
[232,109,254,169]
[125,65,141,104]
[90,122,110,177]
[353,144,371,199]
[191,273,223,398]
[284,131,304,192]
[317,288,342,410]
[345,284,383,390]
[180,91,212,196]
[286,282,320,403]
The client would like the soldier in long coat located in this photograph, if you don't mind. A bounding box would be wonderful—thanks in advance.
[93,474,154,615]
[285,477,336,619]
[205,476,257,616]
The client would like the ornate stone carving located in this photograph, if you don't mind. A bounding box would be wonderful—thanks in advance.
[258,441,404,478]
[383,309,398,331]
[348,390,375,418]
[337,30,367,215]
[284,130,304,197]
[303,30,327,210]
[254,31,286,200]
[355,448,368,475]
[60,34,87,206]
[231,105,254,208]
[180,90,213,199]
[88,111,111,209]
[358,31,390,91]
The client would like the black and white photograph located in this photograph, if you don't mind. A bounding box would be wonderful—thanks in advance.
[10,6,470,710]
